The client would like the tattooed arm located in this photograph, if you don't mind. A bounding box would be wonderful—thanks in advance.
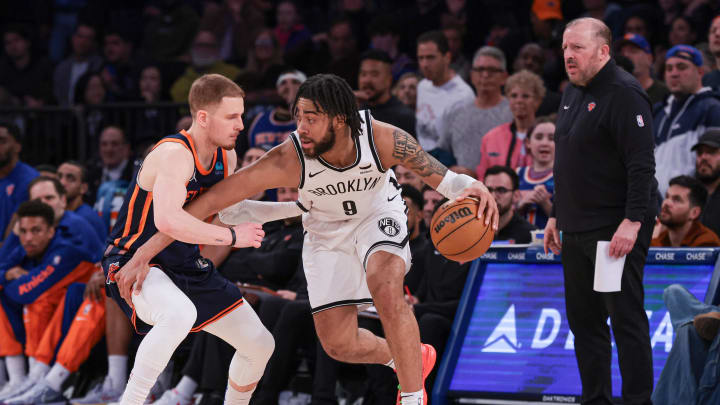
[374,121,448,188]
[374,120,499,229]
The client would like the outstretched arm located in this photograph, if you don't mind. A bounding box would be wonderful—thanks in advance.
[374,121,499,229]
[115,140,301,304]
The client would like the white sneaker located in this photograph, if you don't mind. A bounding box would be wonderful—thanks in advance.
[149,389,192,405]
[0,377,31,402]
[4,381,65,405]
[71,377,123,405]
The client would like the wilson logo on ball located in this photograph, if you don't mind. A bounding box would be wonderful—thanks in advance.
[434,207,473,233]
[378,217,400,237]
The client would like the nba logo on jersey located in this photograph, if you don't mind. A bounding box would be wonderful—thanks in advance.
[106,262,120,284]
[636,115,644,127]
[587,102,596,112]
[53,255,61,265]
[378,217,400,237]
[5,184,13,196]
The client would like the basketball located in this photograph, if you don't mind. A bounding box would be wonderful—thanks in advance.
[430,198,495,262]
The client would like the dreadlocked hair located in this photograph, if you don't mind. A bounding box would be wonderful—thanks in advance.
[292,74,363,138]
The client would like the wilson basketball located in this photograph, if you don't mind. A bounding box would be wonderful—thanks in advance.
[430,198,495,262]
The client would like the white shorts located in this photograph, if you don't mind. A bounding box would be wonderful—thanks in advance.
[302,207,411,314]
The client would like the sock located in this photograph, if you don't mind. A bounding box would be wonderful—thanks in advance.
[0,358,7,385]
[44,364,70,392]
[27,357,37,375]
[224,384,255,405]
[175,376,198,399]
[30,360,49,380]
[121,367,161,405]
[6,355,26,383]
[384,358,396,370]
[108,355,128,390]
[400,389,423,405]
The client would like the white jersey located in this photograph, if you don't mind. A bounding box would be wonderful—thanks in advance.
[288,110,406,238]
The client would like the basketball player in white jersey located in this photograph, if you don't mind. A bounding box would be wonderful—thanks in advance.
[117,74,499,405]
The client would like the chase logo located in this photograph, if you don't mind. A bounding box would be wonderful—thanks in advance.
[482,305,520,353]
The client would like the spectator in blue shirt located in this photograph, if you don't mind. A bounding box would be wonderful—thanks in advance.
[0,121,38,242]
[0,201,98,400]
[57,161,107,242]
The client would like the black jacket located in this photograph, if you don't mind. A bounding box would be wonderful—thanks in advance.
[553,59,657,232]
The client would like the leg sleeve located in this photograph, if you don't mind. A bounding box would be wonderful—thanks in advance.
[202,300,275,386]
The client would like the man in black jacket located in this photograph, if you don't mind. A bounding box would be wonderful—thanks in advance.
[544,18,657,405]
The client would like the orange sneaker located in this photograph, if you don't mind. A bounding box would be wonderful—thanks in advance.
[396,343,437,405]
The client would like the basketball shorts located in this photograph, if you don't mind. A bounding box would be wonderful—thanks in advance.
[102,253,244,334]
[303,206,411,314]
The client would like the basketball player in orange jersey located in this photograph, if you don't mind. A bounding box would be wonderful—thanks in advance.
[103,74,270,405]
[118,74,499,405]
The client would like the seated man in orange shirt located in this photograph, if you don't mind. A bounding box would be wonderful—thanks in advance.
[651,175,720,247]
[0,201,97,401]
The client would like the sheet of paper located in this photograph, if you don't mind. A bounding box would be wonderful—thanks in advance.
[593,241,626,292]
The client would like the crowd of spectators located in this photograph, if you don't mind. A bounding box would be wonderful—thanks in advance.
[1,0,720,404]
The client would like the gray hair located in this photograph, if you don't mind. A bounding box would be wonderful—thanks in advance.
[473,46,507,71]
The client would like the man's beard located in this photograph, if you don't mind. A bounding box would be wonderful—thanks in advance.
[498,201,511,217]
[696,166,720,185]
[305,124,337,159]
[0,152,13,170]
[659,210,686,229]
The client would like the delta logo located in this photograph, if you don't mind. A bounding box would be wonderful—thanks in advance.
[481,304,674,354]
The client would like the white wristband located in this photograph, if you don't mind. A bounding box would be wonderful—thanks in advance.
[435,171,475,200]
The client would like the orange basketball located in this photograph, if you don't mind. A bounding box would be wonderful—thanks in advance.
[430,198,495,262]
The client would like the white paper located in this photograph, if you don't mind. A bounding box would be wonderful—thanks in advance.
[593,241,626,292]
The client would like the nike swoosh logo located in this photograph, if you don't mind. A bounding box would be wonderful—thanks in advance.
[359,164,372,170]
[563,105,569,110]
[308,169,326,178]
[388,194,398,201]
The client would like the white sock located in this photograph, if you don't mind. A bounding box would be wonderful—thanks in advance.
[44,364,70,392]
[224,384,254,405]
[0,358,7,384]
[384,358,396,370]
[400,389,423,405]
[6,355,26,383]
[175,376,197,398]
[30,360,49,380]
[108,355,128,390]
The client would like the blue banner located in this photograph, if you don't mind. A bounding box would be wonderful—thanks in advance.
[444,251,718,403]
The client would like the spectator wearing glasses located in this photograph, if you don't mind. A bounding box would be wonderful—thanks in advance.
[484,165,536,243]
[437,46,512,171]
[476,70,545,179]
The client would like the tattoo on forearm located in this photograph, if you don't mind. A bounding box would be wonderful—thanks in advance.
[391,129,447,177]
